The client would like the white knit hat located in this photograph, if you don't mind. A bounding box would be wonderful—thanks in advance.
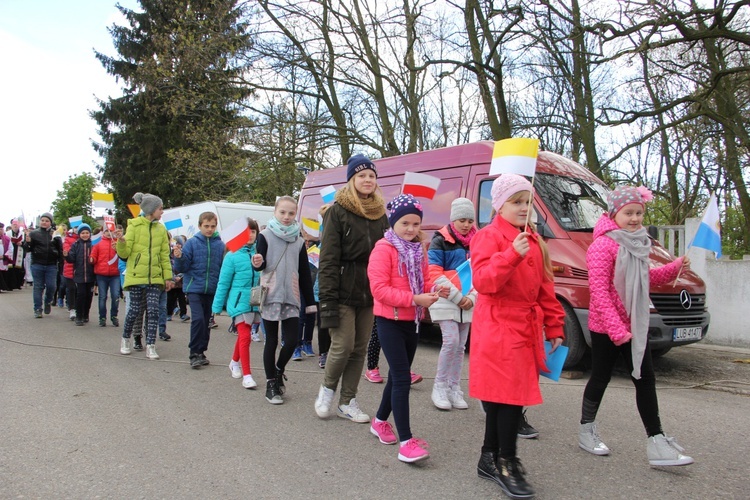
[450,198,475,221]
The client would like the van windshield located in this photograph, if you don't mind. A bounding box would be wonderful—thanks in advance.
[477,173,609,231]
[534,173,609,231]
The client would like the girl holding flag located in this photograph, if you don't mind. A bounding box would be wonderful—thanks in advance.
[579,185,694,467]
[427,198,477,411]
[252,196,316,404]
[469,174,565,499]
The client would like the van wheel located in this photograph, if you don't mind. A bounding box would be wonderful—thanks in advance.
[561,301,586,369]
[651,347,671,358]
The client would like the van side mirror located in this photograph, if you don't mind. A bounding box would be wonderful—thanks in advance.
[647,225,658,240]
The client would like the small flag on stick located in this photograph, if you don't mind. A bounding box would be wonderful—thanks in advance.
[455,259,472,295]
[320,185,337,204]
[68,215,83,228]
[92,191,115,210]
[402,172,441,200]
[91,232,102,246]
[162,210,183,231]
[490,138,539,177]
[690,194,722,258]
[221,218,250,252]
[103,215,116,231]
[127,204,141,218]
[302,218,320,238]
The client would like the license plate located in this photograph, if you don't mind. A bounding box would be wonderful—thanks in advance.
[673,327,702,341]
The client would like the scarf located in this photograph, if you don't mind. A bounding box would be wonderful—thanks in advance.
[607,227,651,379]
[267,217,300,243]
[384,229,425,327]
[450,223,476,249]
[335,186,386,221]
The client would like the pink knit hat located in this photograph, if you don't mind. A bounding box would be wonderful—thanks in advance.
[491,174,534,212]
[607,185,653,217]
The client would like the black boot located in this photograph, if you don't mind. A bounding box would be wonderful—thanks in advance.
[276,366,287,395]
[265,379,283,405]
[477,451,502,485]
[496,457,535,499]
[133,335,143,351]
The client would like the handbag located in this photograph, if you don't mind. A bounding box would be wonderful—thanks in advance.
[249,243,289,309]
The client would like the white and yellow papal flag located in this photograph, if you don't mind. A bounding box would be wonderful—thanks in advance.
[92,191,115,211]
[490,138,539,177]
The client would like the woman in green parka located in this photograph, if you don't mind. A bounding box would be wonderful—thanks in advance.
[116,192,174,360]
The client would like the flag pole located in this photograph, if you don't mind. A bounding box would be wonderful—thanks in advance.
[523,175,537,233]
[671,244,691,287]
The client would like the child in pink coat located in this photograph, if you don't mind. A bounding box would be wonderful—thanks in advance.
[367,194,448,463]
[579,185,694,467]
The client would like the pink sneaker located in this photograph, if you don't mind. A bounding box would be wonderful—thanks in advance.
[398,438,430,463]
[365,368,383,383]
[410,371,423,385]
[370,420,398,445]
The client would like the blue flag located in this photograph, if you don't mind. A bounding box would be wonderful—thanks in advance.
[455,259,472,295]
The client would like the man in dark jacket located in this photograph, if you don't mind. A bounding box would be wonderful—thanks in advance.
[23,212,63,318]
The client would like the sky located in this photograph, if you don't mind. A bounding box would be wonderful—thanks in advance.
[0,0,139,225]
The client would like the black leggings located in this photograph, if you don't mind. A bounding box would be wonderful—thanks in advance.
[263,317,299,379]
[482,402,522,458]
[581,332,662,437]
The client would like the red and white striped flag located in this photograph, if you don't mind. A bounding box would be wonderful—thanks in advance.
[402,172,441,200]
[220,218,250,252]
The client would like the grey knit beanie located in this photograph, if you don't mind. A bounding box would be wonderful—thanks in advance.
[133,192,163,216]
[450,198,475,221]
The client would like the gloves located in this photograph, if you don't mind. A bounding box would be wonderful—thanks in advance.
[319,301,339,329]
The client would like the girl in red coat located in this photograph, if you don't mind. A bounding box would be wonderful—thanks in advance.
[367,194,447,463]
[469,174,565,499]
[579,185,693,467]
[90,227,121,327]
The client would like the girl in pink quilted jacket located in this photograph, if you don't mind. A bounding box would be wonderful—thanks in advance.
[579,185,694,467]
[367,194,448,464]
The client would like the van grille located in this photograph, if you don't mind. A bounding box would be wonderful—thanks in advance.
[650,293,706,315]
[570,267,588,279]
[662,316,706,327]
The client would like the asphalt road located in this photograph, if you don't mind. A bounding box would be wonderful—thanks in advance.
[1,286,748,499]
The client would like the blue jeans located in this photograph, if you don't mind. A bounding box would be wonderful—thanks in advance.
[96,274,121,320]
[375,317,419,442]
[31,263,57,312]
[187,293,213,355]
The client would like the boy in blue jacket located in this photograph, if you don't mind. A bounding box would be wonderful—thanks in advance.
[173,212,225,368]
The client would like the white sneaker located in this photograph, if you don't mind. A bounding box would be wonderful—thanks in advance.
[431,382,452,410]
[145,344,159,360]
[337,398,370,423]
[229,361,242,379]
[448,385,469,410]
[314,384,335,418]
[242,374,257,389]
[120,337,132,355]
[579,422,610,456]
[647,434,694,466]
[69,309,76,320]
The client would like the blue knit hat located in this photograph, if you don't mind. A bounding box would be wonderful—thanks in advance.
[77,223,91,235]
[346,154,377,182]
[387,194,423,227]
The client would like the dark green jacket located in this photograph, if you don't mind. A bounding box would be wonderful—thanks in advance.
[317,202,388,327]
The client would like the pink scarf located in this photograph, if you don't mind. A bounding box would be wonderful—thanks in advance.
[450,223,476,249]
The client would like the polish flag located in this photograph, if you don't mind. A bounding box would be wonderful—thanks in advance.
[320,185,337,204]
[402,172,441,200]
[221,218,250,252]
[490,138,539,177]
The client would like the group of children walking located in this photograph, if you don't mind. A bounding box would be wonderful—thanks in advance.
[106,155,693,500]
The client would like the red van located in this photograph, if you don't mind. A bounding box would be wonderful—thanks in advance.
[298,141,710,367]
